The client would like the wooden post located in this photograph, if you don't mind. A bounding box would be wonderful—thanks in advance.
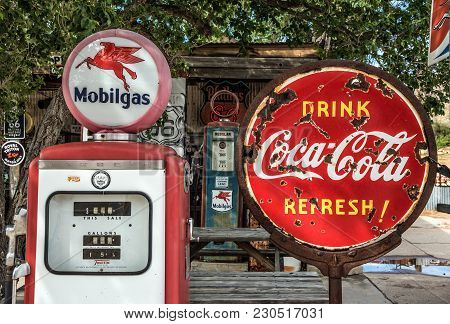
[274,248,280,271]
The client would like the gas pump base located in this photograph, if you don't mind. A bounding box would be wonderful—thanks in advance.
[25,141,189,304]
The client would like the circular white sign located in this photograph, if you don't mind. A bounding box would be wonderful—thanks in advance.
[62,29,171,133]
[91,170,111,190]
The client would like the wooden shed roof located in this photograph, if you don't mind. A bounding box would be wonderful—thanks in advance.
[183,43,319,80]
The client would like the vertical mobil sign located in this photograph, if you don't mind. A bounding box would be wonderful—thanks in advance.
[428,0,449,65]
[62,29,171,133]
[237,60,436,301]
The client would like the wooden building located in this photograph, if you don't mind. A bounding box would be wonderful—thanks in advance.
[22,43,319,227]
[182,43,319,226]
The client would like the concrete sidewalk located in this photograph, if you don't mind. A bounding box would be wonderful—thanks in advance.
[385,211,450,260]
[321,273,450,304]
[322,211,450,304]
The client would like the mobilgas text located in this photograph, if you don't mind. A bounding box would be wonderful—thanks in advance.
[74,87,151,109]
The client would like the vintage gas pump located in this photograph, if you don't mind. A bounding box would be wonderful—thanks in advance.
[12,29,190,304]
[201,91,240,251]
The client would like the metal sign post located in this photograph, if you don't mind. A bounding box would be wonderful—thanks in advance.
[236,60,436,303]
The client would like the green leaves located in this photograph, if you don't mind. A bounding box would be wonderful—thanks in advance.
[0,0,448,120]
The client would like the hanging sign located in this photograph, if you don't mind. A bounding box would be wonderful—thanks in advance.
[238,60,436,253]
[200,81,249,124]
[428,0,449,66]
[62,29,171,133]
[2,141,25,166]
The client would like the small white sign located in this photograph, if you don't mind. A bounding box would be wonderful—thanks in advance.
[215,176,229,188]
[211,190,233,212]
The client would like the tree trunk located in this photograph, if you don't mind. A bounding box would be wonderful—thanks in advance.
[0,162,7,300]
[0,87,71,297]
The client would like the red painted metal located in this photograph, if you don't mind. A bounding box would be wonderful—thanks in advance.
[236,60,436,303]
[240,62,434,250]
[24,158,39,304]
[24,142,189,303]
[428,0,449,65]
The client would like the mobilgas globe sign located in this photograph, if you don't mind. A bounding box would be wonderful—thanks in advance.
[62,29,171,133]
[238,60,436,250]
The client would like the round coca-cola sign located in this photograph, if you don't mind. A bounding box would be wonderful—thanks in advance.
[238,60,436,250]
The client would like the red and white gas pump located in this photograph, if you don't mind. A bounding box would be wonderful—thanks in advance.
[19,29,190,303]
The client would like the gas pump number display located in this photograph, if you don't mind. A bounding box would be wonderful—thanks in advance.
[211,131,234,172]
[45,192,151,274]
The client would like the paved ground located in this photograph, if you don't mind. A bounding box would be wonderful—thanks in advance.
[385,211,450,260]
[316,211,450,303]
[320,273,450,304]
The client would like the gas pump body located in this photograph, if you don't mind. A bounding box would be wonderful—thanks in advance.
[201,121,240,247]
[25,141,189,303]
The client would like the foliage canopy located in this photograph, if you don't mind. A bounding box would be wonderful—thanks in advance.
[0,0,448,120]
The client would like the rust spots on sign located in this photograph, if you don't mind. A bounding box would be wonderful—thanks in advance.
[294,113,330,139]
[267,199,272,203]
[386,148,399,157]
[344,160,358,173]
[405,170,411,176]
[365,148,379,156]
[404,184,420,201]
[414,141,429,165]
[270,152,280,164]
[249,88,297,163]
[371,226,379,231]
[393,157,402,164]
[391,215,397,221]
[280,180,288,186]
[367,208,376,222]
[294,187,303,198]
[310,220,315,226]
[279,164,306,174]
[374,138,385,147]
[350,116,370,130]
[345,73,371,92]
[308,198,322,214]
[324,153,334,164]
[375,159,389,166]
[375,79,394,98]
[403,183,408,189]
[294,219,302,227]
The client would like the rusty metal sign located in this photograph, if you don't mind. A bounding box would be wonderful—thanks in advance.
[237,61,436,293]
[200,80,250,124]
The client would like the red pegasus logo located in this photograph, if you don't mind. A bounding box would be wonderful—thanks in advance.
[214,191,232,204]
[75,42,144,92]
